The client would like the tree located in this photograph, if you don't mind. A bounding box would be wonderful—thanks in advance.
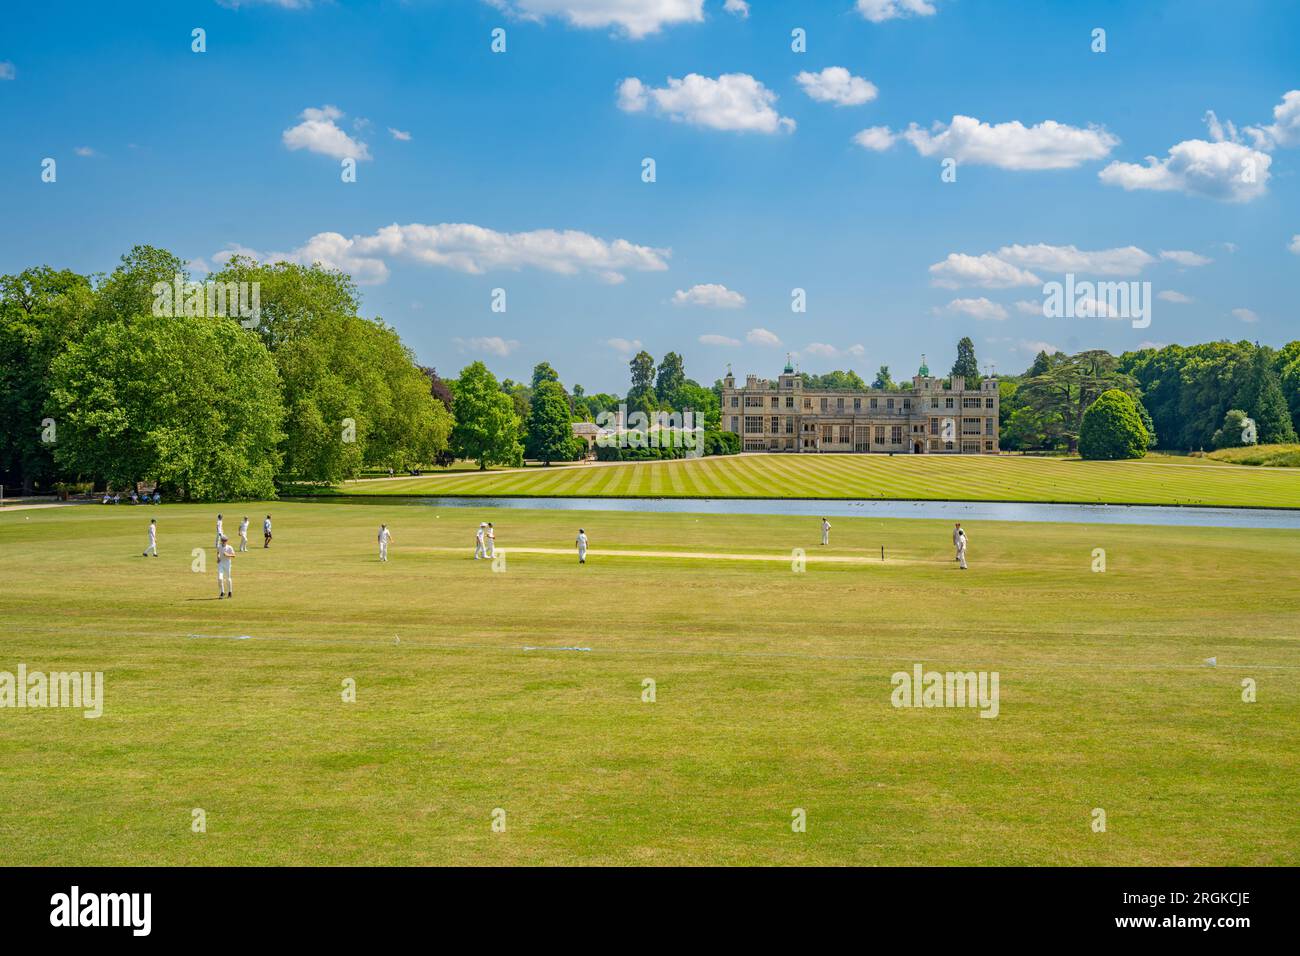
[1234,347,1296,444]
[47,313,284,500]
[0,266,96,493]
[628,350,656,404]
[871,365,894,390]
[1079,389,1149,460]
[530,361,560,391]
[450,362,523,469]
[803,370,868,390]
[1019,350,1138,452]
[655,351,686,405]
[1212,409,1254,449]
[526,380,576,464]
[419,366,454,411]
[951,336,979,382]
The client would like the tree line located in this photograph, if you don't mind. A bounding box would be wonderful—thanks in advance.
[0,246,741,499]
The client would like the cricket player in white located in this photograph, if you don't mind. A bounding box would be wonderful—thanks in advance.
[953,523,963,562]
[474,523,487,560]
[378,523,392,562]
[143,518,158,557]
[956,528,968,570]
[238,516,250,552]
[821,518,831,546]
[576,529,588,564]
[485,523,495,558]
[263,514,272,548]
[217,535,235,598]
[214,513,224,549]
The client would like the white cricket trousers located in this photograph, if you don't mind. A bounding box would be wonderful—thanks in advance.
[217,561,233,592]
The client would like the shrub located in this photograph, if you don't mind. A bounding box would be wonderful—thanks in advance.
[1079,389,1150,460]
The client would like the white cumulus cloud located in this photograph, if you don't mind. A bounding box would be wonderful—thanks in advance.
[0,61,15,80]
[724,0,749,17]
[618,73,794,133]
[940,298,1008,321]
[388,127,412,141]
[1289,234,1300,255]
[607,337,645,354]
[1159,249,1212,267]
[215,222,669,285]
[282,105,372,161]
[856,0,937,23]
[1232,308,1259,324]
[454,336,520,357]
[486,0,705,38]
[853,126,898,151]
[672,283,746,308]
[796,67,878,107]
[1157,290,1194,304]
[747,327,782,346]
[901,114,1117,170]
[997,243,1155,276]
[1099,138,1270,202]
[929,253,1040,289]
[698,333,741,346]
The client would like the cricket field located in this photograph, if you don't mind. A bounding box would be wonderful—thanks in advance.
[1,495,1297,865]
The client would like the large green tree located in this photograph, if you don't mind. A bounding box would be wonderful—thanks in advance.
[451,361,523,469]
[47,313,284,500]
[0,267,96,493]
[1234,347,1296,444]
[951,336,980,382]
[526,380,577,464]
[1079,389,1150,460]
[628,350,656,405]
[1019,350,1139,452]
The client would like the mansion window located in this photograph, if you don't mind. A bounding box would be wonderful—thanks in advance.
[870,398,878,410]
[886,398,895,410]
[963,397,981,409]
[821,425,833,442]
[891,426,903,444]
[770,416,779,433]
[820,398,829,412]
[744,416,763,434]
[838,425,851,443]
[945,397,954,409]
[962,417,981,436]
[853,398,861,411]
[730,396,738,407]
[745,396,764,408]
[985,397,995,409]
[874,426,885,444]
[785,396,794,408]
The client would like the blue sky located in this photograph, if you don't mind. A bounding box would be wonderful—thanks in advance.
[2,0,1298,393]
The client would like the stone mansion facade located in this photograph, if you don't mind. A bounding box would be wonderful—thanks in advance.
[720,360,1000,454]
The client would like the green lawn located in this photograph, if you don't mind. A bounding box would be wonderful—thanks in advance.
[338,452,1300,508]
[1,501,1296,865]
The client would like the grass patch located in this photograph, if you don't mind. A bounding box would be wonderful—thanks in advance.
[335,453,1300,509]
[1207,444,1300,468]
[1,501,1296,865]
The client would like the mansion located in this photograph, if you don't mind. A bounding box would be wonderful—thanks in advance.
[720,360,1000,454]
